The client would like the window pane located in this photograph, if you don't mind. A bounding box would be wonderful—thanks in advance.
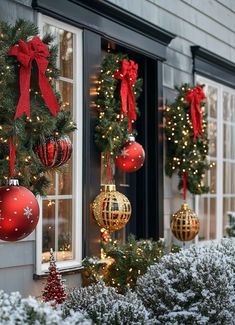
[223,197,231,237]
[232,164,235,194]
[223,92,230,121]
[210,161,216,194]
[208,120,217,157]
[58,199,73,261]
[59,30,73,79]
[223,123,231,159]
[231,125,235,160]
[208,86,218,118]
[198,198,208,241]
[59,80,73,111]
[45,172,56,195]
[43,25,73,79]
[223,162,231,194]
[42,200,56,263]
[59,159,72,195]
[231,95,235,123]
[209,198,216,239]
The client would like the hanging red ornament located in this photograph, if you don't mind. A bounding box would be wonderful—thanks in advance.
[34,135,72,168]
[0,180,39,241]
[115,136,145,172]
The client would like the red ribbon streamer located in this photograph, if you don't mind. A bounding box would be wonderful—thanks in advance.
[114,59,138,132]
[183,171,188,201]
[186,85,206,140]
[8,36,61,119]
[8,138,16,178]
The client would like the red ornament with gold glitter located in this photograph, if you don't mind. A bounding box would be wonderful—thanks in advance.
[0,180,39,241]
[115,136,145,172]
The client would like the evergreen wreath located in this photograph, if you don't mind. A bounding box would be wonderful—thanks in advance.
[164,83,210,195]
[0,19,76,195]
[94,53,143,158]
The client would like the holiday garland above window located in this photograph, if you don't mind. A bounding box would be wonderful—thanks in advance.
[164,84,210,195]
[0,19,76,195]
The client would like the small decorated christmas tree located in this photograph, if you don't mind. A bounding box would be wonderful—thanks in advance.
[42,249,66,305]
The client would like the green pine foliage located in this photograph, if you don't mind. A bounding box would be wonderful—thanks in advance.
[94,53,143,157]
[164,84,210,195]
[0,20,76,195]
[82,235,180,293]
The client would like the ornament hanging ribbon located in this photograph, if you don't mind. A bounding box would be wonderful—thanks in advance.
[8,36,61,120]
[186,85,206,140]
[114,58,138,132]
[182,171,188,201]
[8,137,16,178]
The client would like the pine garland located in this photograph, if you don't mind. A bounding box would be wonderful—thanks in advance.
[0,20,76,195]
[94,53,143,157]
[164,83,210,195]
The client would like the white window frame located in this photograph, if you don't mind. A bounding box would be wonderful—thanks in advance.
[195,75,235,242]
[36,14,83,274]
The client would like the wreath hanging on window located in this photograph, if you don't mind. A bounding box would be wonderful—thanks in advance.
[164,83,210,196]
[94,53,143,180]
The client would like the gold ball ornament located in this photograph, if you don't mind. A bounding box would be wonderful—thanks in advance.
[92,184,131,232]
[171,203,199,242]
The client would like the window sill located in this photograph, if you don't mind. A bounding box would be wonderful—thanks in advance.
[33,265,84,280]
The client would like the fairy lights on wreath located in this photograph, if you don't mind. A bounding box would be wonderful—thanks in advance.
[164,84,210,243]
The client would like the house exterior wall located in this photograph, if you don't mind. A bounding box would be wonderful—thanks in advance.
[107,0,235,242]
[0,0,81,296]
[1,0,235,296]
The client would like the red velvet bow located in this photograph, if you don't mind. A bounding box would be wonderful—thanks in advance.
[186,85,206,140]
[114,59,138,132]
[8,36,61,119]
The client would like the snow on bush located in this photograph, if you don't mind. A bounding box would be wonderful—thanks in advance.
[0,290,91,325]
[63,281,153,324]
[136,239,235,324]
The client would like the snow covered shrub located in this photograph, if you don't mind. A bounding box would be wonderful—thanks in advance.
[136,239,235,324]
[0,290,91,325]
[0,290,63,324]
[63,281,152,324]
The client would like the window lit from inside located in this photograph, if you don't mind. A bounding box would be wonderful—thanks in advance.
[196,76,235,241]
[36,18,83,270]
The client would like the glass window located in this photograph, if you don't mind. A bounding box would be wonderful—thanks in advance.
[36,15,83,273]
[196,76,235,240]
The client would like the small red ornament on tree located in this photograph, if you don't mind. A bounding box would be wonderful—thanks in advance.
[0,179,39,241]
[115,136,145,172]
[34,135,72,168]
[42,249,66,305]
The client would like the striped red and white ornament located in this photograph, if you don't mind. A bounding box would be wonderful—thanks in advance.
[34,135,72,168]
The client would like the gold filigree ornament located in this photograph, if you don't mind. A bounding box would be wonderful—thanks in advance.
[171,203,200,242]
[92,184,131,232]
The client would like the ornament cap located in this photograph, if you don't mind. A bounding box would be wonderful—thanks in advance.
[8,179,19,186]
[181,203,189,210]
[101,184,116,192]
[128,134,135,142]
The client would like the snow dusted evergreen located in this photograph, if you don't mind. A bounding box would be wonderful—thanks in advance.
[0,290,91,325]
[136,239,235,324]
[63,282,153,324]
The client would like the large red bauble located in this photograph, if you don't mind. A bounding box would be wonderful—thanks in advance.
[0,184,39,241]
[115,140,145,172]
[34,135,72,168]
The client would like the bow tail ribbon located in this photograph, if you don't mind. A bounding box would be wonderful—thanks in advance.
[120,78,128,115]
[190,98,203,140]
[15,63,32,119]
[127,82,136,132]
[38,71,60,117]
